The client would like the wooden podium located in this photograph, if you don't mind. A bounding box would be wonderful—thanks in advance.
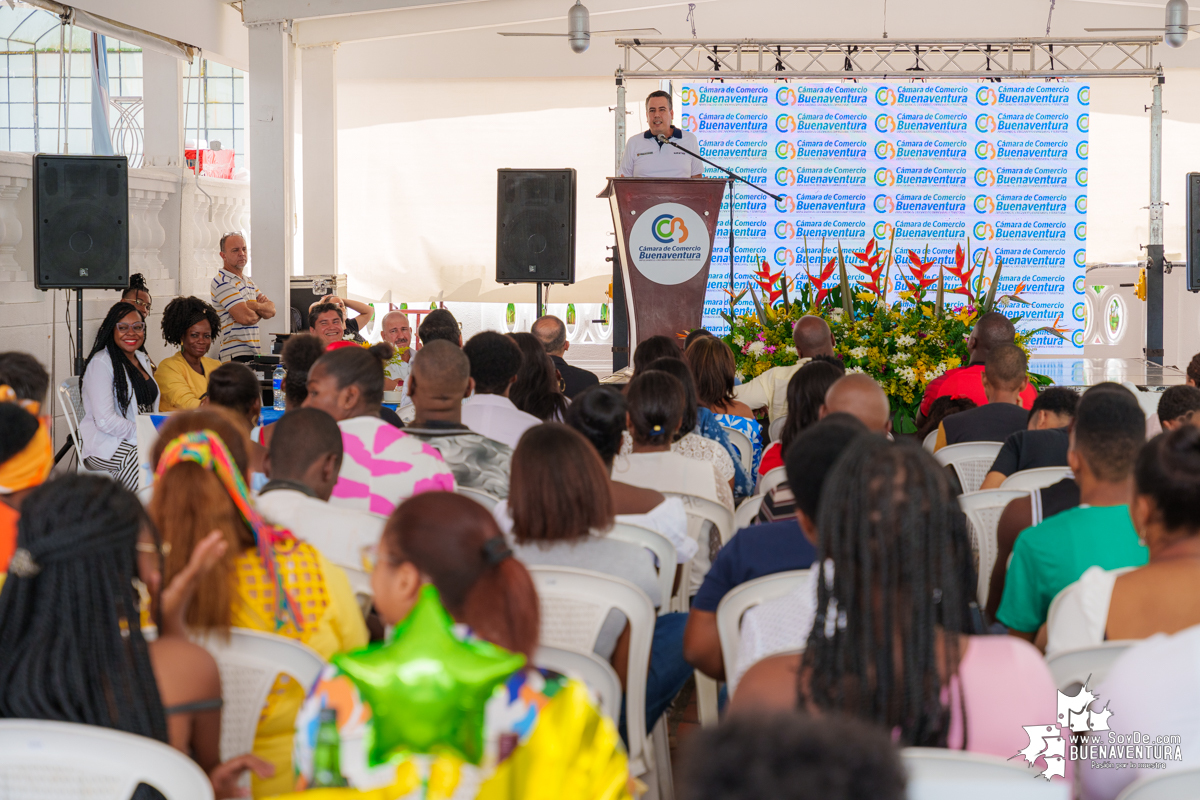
[600,178,727,351]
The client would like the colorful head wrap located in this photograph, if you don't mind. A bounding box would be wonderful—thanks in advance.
[154,429,305,631]
[0,385,52,495]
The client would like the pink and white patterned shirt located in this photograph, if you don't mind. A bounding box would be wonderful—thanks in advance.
[329,416,456,516]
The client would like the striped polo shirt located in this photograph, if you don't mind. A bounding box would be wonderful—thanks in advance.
[210,268,261,361]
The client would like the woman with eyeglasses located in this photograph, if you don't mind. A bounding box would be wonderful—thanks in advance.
[80,301,159,491]
[121,273,153,315]
[155,296,222,412]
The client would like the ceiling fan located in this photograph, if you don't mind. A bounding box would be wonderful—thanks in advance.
[1084,0,1194,47]
[498,1,660,53]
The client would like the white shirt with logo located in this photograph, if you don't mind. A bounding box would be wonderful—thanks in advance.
[620,128,703,178]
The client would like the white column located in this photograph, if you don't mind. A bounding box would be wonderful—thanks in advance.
[247,21,295,339]
[142,50,183,168]
[301,44,338,277]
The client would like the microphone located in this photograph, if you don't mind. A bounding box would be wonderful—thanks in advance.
[656,133,669,144]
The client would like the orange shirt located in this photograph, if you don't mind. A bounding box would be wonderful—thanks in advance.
[0,501,18,573]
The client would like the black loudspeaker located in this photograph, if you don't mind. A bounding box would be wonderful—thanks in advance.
[1188,172,1200,293]
[496,168,576,284]
[33,154,129,290]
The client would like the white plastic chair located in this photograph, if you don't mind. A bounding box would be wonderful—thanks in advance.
[665,492,734,548]
[0,719,213,800]
[607,521,677,611]
[756,466,788,496]
[923,430,938,453]
[192,627,326,764]
[1000,466,1072,492]
[56,377,102,475]
[534,645,622,722]
[768,415,786,442]
[733,494,766,531]
[1045,641,1136,693]
[528,566,670,799]
[903,747,1066,800]
[956,489,1026,608]
[1116,766,1200,800]
[721,426,754,473]
[934,441,1003,494]
[456,486,499,510]
[716,569,812,700]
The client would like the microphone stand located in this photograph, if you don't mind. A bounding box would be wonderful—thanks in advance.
[656,134,784,322]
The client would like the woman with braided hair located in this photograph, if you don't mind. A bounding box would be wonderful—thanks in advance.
[733,437,1059,763]
[155,296,222,411]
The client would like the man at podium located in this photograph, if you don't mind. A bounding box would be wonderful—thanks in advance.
[620,90,704,179]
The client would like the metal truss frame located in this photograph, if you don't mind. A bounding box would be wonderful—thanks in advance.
[614,37,1160,80]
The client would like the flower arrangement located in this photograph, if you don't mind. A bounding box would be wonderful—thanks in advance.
[722,236,1059,433]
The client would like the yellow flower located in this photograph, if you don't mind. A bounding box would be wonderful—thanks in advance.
[921,306,933,318]
[856,292,875,302]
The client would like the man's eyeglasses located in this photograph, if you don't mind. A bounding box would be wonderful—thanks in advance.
[129,298,152,311]
[117,323,147,335]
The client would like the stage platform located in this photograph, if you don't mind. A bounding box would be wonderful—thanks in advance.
[1030,357,1189,390]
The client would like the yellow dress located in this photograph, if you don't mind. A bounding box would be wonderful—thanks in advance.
[232,540,369,798]
[154,351,223,412]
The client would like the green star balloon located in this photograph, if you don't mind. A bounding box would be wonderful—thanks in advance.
[332,585,525,767]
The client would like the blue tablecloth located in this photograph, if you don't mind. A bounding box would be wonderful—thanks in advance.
[259,404,399,425]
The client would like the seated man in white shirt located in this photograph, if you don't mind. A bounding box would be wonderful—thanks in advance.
[460,331,541,449]
[733,315,836,423]
[257,407,384,570]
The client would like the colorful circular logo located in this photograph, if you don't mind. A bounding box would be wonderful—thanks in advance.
[976,87,998,106]
[1074,222,1087,241]
[775,113,797,133]
[1072,302,1087,322]
[652,214,690,244]
[874,141,896,160]
[1073,275,1086,294]
[775,167,796,187]
[973,249,995,269]
[875,114,897,133]
[875,87,897,106]
[1078,86,1090,106]
[1075,195,1088,214]
[874,221,894,239]
[775,87,796,107]
[974,194,996,214]
[1074,248,1087,267]
[775,141,796,160]
[629,202,712,286]
[874,167,895,186]
[775,195,796,213]
[1076,141,1088,159]
[682,114,698,132]
[874,194,895,214]
[773,247,796,267]
[681,88,698,106]
[774,221,795,240]
[975,141,996,160]
[975,113,997,133]
[1076,168,1088,187]
[1072,329,1086,347]
[973,221,995,240]
[1077,113,1090,132]
[974,168,996,187]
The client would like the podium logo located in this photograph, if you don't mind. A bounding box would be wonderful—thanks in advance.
[1074,249,1087,267]
[875,114,897,133]
[774,221,796,240]
[1077,113,1089,132]
[1077,141,1088,159]
[974,194,996,214]
[873,221,894,239]
[975,141,996,160]
[975,114,997,133]
[776,141,796,160]
[681,114,698,132]
[1074,222,1087,241]
[973,221,995,240]
[775,195,796,213]
[773,247,795,266]
[875,141,896,160]
[1075,195,1087,214]
[681,88,698,106]
[875,87,897,106]
[874,194,895,214]
[652,214,690,244]
[874,168,896,186]
[1075,168,1088,187]
[776,87,797,106]
[974,168,996,187]
[1078,86,1090,105]
[976,87,998,106]
[776,113,797,132]
[775,167,797,186]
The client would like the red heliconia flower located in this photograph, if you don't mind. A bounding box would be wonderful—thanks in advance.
[851,237,886,296]
[902,249,938,295]
[943,242,976,302]
[753,260,786,305]
[805,256,837,306]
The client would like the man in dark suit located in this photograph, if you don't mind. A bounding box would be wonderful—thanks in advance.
[532,314,599,399]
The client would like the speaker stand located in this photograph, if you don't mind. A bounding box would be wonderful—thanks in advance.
[74,289,84,376]
[535,282,544,319]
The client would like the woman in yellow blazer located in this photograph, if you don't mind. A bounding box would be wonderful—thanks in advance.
[155,297,223,411]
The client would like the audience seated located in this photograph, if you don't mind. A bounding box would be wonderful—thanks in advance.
[506,422,690,733]
[684,327,713,350]
[978,386,1079,490]
[1157,384,1200,431]
[734,315,836,423]
[532,314,598,398]
[204,361,268,490]
[733,437,1059,765]
[684,417,860,682]
[687,336,764,472]
[403,340,513,498]
[914,395,977,443]
[149,409,368,795]
[821,373,891,433]
[996,386,1148,644]
[0,353,51,572]
[417,307,461,346]
[294,492,625,796]
[378,310,413,391]
[80,301,160,490]
[258,408,384,569]
[307,301,347,347]
[460,331,540,449]
[935,344,1030,450]
[680,712,905,800]
[1047,425,1200,654]
[507,332,569,421]
[303,345,455,515]
[632,334,683,374]
[308,294,372,344]
[154,296,222,411]
[257,333,325,448]
[918,311,1037,422]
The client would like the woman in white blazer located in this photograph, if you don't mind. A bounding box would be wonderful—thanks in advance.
[80,301,160,490]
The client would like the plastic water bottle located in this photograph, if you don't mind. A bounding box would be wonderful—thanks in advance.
[273,364,286,410]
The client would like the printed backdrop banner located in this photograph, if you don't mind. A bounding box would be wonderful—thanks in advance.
[681,80,1090,353]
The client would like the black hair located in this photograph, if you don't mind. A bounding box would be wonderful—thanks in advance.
[645,89,672,109]
[1157,385,1200,426]
[463,331,523,395]
[308,302,345,330]
[281,333,326,406]
[1136,426,1200,532]
[268,408,344,480]
[972,311,1016,351]
[803,437,979,748]
[626,370,685,446]
[0,474,168,742]
[81,301,149,417]
[646,356,698,437]
[984,343,1028,391]
[206,362,262,418]
[633,335,682,375]
[1029,386,1079,423]
[915,395,978,442]
[121,273,149,300]
[780,357,846,456]
[508,332,569,422]
[786,413,867,522]
[1188,351,1200,386]
[684,328,712,350]
[1073,385,1145,482]
[160,296,220,347]
[679,711,906,800]
[0,351,50,404]
[418,309,460,346]
[563,385,627,467]
[314,343,392,410]
[0,403,39,463]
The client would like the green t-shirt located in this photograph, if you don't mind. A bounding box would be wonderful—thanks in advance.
[997,504,1148,634]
